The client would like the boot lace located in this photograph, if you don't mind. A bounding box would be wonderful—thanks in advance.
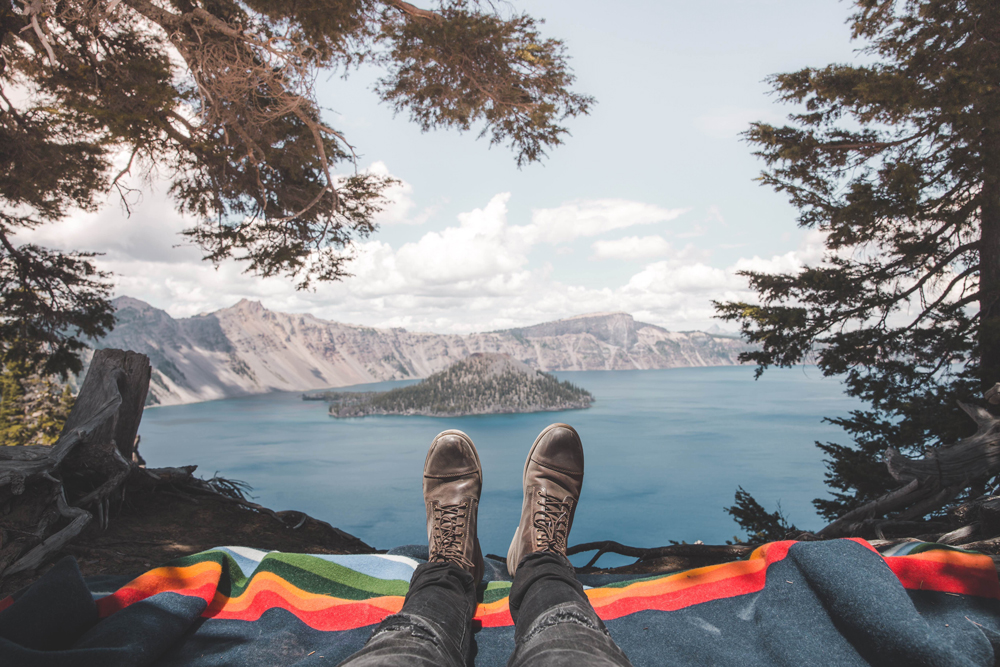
[429,501,474,570]
[533,491,575,554]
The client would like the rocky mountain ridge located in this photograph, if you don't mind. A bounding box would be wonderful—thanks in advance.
[91,296,750,406]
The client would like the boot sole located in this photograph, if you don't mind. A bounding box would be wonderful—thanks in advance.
[507,423,580,573]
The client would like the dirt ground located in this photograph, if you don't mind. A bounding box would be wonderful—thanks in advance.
[1,484,375,597]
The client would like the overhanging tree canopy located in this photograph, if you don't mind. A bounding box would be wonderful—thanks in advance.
[0,0,592,376]
[716,0,1000,522]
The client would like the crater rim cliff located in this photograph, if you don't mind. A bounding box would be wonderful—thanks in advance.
[87,297,750,406]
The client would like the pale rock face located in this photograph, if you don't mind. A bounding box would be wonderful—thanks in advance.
[91,297,751,406]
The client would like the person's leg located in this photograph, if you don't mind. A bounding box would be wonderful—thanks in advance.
[507,551,632,667]
[337,561,476,667]
[505,424,634,667]
[338,430,485,667]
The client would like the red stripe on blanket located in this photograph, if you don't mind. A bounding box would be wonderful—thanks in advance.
[885,551,1000,599]
[97,581,219,616]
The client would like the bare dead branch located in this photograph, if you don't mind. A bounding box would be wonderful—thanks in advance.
[384,0,443,22]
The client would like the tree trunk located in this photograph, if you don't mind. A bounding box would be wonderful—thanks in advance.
[0,4,17,79]
[0,349,150,579]
[977,69,1000,393]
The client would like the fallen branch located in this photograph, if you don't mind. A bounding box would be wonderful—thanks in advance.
[5,488,91,576]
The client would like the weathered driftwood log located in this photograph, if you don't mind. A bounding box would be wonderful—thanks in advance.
[565,540,753,569]
[5,488,90,576]
[484,540,755,575]
[887,402,1000,486]
[819,401,1000,538]
[0,349,151,579]
[558,534,1000,577]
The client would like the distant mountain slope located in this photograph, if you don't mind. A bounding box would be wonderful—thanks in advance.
[325,353,593,417]
[91,297,750,406]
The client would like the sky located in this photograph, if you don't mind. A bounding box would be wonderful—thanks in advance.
[24,0,864,334]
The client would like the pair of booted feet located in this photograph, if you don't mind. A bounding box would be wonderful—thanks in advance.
[424,422,582,581]
[338,424,634,667]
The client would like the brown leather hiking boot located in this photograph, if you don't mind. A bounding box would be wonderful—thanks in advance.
[506,423,584,576]
[423,429,485,585]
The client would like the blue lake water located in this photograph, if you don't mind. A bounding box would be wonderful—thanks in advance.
[138,366,861,563]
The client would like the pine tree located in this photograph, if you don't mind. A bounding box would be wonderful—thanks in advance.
[0,353,76,446]
[715,0,1000,522]
[0,356,29,446]
[29,378,75,445]
[1,0,592,377]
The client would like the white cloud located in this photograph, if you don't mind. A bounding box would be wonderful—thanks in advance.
[521,200,689,244]
[18,186,201,265]
[730,230,827,274]
[706,205,725,224]
[364,161,438,225]
[20,172,830,335]
[591,235,673,260]
[392,193,529,287]
[626,261,735,295]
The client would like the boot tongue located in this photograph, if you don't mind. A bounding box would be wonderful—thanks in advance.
[429,500,474,569]
[532,491,575,554]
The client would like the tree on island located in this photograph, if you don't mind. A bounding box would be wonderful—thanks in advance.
[716,0,1000,536]
[0,0,592,440]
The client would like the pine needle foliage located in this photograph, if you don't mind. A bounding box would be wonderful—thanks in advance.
[715,0,1000,521]
[1,0,593,377]
[0,354,75,446]
[726,487,797,544]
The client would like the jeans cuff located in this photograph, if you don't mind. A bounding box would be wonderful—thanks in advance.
[517,550,573,571]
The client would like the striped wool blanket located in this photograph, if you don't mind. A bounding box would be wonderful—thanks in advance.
[2,538,1000,666]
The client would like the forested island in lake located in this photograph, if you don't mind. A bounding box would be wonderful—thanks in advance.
[311,353,593,417]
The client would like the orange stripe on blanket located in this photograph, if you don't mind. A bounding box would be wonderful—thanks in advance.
[96,561,223,616]
[207,590,405,630]
[96,562,407,632]
[588,541,794,621]
[473,541,796,627]
[0,596,12,613]
[885,550,1000,599]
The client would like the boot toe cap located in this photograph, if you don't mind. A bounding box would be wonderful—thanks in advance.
[530,425,583,476]
[424,431,481,478]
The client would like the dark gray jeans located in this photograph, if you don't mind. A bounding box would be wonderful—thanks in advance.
[336,552,633,667]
